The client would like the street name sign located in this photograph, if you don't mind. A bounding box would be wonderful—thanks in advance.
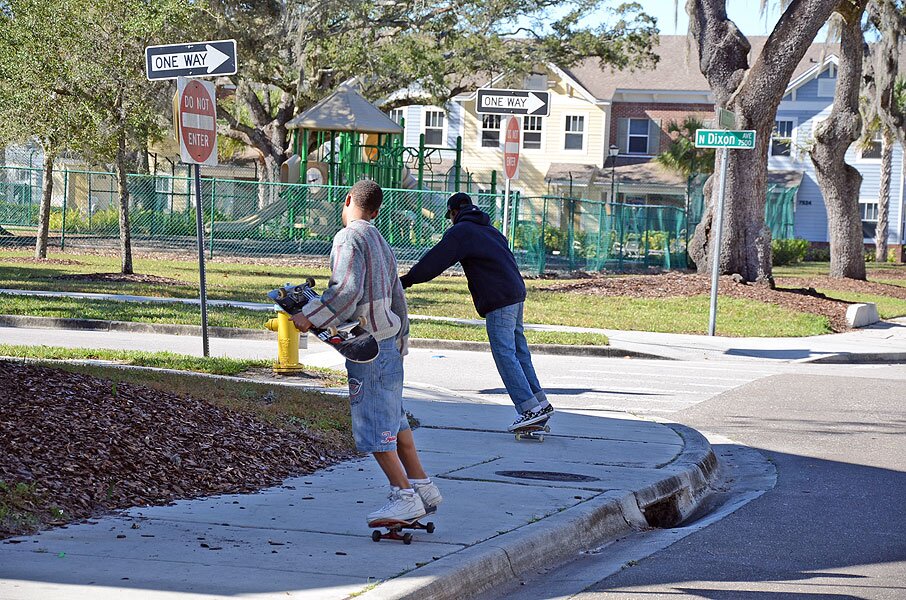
[694,129,756,149]
[504,116,520,180]
[146,40,237,80]
[476,89,550,116]
[716,107,736,129]
[177,78,218,166]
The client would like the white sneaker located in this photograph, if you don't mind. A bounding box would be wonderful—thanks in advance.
[366,487,426,525]
[412,480,443,513]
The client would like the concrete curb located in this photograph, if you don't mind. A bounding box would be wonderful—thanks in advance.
[356,425,718,600]
[801,351,906,364]
[0,314,670,359]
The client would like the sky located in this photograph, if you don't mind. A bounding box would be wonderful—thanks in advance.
[635,0,783,37]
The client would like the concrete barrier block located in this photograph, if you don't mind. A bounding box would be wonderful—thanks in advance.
[846,303,880,328]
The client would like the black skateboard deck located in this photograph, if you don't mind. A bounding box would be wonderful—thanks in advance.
[267,278,379,363]
[368,517,435,544]
[513,418,551,442]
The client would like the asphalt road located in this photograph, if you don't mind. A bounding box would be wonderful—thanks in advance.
[486,370,906,600]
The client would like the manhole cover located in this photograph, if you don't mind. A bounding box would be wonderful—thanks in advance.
[494,470,598,483]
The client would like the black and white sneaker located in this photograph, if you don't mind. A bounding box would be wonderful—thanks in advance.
[507,405,553,432]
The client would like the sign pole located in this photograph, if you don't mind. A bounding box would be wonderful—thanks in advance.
[503,176,511,240]
[193,164,210,356]
[708,147,729,336]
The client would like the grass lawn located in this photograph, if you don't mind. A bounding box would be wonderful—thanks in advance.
[815,290,906,320]
[7,251,906,337]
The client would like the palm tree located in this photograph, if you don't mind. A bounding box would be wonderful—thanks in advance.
[654,117,716,178]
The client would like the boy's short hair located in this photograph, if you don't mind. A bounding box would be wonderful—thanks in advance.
[349,179,383,214]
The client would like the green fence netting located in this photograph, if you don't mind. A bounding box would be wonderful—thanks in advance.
[687,177,798,241]
[1,165,805,275]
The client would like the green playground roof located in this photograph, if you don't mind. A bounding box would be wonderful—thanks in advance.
[287,86,404,134]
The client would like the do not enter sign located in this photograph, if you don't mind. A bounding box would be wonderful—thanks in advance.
[177,78,218,166]
[504,116,520,180]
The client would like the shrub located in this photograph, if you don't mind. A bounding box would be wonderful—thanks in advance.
[805,245,830,262]
[772,238,810,266]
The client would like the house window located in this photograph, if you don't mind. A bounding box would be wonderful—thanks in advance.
[481,114,501,148]
[861,200,878,238]
[564,115,585,150]
[423,109,445,146]
[523,116,543,150]
[771,120,794,156]
[389,108,404,125]
[627,118,649,154]
[860,134,882,159]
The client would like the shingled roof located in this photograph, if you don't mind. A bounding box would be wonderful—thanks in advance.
[561,36,840,100]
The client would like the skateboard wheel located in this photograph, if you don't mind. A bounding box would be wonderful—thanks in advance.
[357,315,367,327]
[402,533,413,545]
[328,326,339,336]
[306,277,315,287]
[371,530,381,542]
[426,522,435,534]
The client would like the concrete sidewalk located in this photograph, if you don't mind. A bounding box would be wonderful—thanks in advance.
[0,385,715,600]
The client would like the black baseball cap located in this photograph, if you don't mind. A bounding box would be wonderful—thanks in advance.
[445,192,473,219]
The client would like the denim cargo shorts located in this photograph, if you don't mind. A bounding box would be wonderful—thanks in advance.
[346,337,409,453]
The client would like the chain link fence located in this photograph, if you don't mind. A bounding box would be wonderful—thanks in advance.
[1,163,798,275]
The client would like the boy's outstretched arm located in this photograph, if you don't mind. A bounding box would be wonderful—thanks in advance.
[399,232,462,289]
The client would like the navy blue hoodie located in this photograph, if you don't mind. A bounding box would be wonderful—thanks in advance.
[399,205,526,317]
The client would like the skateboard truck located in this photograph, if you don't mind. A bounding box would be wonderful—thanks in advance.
[369,519,435,544]
[513,420,551,442]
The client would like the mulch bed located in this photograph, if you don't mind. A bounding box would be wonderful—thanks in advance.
[539,271,854,332]
[0,361,353,539]
[54,272,191,286]
[0,257,85,266]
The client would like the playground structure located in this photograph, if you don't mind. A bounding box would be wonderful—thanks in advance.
[210,86,498,240]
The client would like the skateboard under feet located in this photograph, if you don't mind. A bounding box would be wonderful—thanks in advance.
[369,518,436,544]
[513,418,551,442]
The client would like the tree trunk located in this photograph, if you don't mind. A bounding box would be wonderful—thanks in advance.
[686,0,838,282]
[34,148,56,259]
[809,1,868,280]
[116,133,134,275]
[875,126,893,262]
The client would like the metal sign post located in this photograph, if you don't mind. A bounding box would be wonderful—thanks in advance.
[695,110,756,336]
[176,76,219,357]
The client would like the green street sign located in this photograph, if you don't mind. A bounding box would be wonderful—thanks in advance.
[716,107,736,129]
[694,129,756,149]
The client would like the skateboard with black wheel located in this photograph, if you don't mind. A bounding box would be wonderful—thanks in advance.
[267,278,379,363]
[369,518,436,544]
[513,418,551,442]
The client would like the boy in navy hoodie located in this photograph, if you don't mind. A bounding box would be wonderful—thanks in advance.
[400,192,553,430]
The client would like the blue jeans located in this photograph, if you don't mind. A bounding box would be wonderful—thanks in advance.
[485,302,547,414]
[346,338,410,453]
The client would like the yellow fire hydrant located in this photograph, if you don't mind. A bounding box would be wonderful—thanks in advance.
[265,310,307,374]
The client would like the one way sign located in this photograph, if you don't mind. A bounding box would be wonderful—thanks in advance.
[476,89,550,117]
[145,39,237,81]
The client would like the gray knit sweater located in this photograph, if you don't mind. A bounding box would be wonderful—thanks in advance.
[301,219,409,354]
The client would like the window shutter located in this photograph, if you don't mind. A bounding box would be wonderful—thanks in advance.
[647,119,662,155]
[617,119,629,154]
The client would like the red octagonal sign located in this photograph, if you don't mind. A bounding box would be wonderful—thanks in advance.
[178,78,218,166]
[504,116,520,180]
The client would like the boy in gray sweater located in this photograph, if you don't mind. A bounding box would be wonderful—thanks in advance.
[291,180,442,525]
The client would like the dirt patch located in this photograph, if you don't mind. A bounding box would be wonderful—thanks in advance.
[0,360,354,539]
[539,271,853,332]
[777,275,906,300]
[54,272,191,286]
[0,257,85,266]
